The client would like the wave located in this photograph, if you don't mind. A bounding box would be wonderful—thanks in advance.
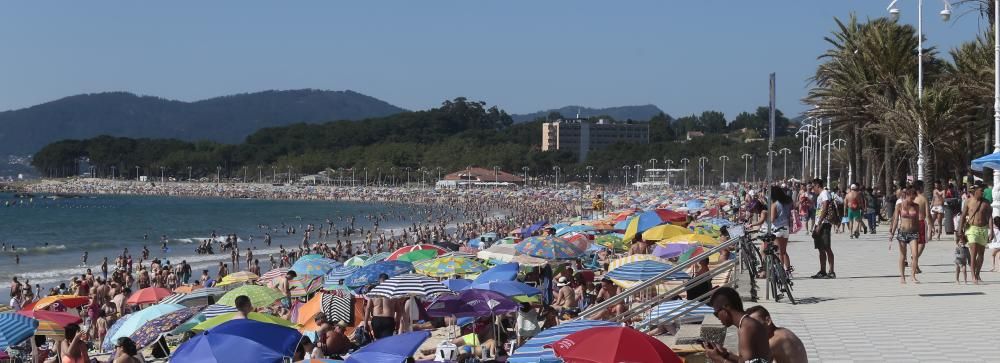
[0,244,67,255]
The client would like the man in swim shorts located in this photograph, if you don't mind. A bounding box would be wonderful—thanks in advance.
[958,182,993,284]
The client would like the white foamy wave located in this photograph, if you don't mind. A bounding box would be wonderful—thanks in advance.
[0,244,68,255]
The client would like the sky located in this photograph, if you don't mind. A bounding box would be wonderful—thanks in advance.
[0,0,990,119]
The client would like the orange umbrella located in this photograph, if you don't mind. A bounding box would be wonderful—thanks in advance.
[127,287,173,305]
[173,284,202,293]
[31,295,90,311]
[296,293,323,333]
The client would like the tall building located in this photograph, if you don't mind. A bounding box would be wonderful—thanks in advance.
[541,118,649,162]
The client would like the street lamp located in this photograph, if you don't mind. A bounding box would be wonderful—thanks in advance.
[680,158,690,188]
[648,158,657,171]
[257,166,262,183]
[216,166,222,183]
[826,138,847,187]
[242,166,247,183]
[492,166,499,185]
[741,154,752,182]
[886,0,951,181]
[111,166,117,180]
[135,166,140,180]
[719,156,730,184]
[287,166,293,184]
[586,166,594,185]
[778,148,791,181]
[698,156,708,188]
[622,165,630,186]
[665,159,674,185]
[160,166,165,183]
[553,166,561,188]
[993,0,1000,215]
[522,167,530,187]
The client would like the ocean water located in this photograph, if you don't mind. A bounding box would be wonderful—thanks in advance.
[0,193,402,287]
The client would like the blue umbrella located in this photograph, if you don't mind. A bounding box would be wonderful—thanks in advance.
[108,304,184,348]
[426,289,518,318]
[102,313,132,351]
[471,262,519,284]
[605,260,690,281]
[443,278,472,292]
[639,300,715,328]
[686,199,705,210]
[466,281,541,297]
[522,220,548,236]
[972,151,1000,171]
[345,331,430,363]
[508,319,622,363]
[344,261,413,287]
[555,225,595,236]
[291,257,339,279]
[0,313,38,349]
[324,265,360,288]
[613,217,633,231]
[171,319,302,363]
[468,232,499,248]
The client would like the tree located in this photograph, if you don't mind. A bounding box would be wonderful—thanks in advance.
[699,111,727,133]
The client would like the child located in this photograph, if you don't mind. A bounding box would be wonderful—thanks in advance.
[955,241,970,284]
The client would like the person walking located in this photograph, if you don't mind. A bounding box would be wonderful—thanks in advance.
[889,187,921,284]
[958,182,993,284]
[845,184,865,239]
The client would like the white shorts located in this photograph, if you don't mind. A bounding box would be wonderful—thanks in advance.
[770,226,789,238]
[931,206,944,214]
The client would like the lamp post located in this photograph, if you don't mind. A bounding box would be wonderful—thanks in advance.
[796,124,814,180]
[698,156,709,188]
[680,158,690,188]
[492,166,499,185]
[778,148,791,181]
[586,165,594,185]
[111,166,117,180]
[994,0,1000,215]
[405,167,412,186]
[135,166,140,180]
[242,166,247,183]
[648,158,657,171]
[287,166,293,184]
[271,166,277,182]
[633,164,642,185]
[886,0,951,181]
[364,167,369,187]
[216,166,222,183]
[622,165,630,186]
[665,159,674,185]
[719,155,730,184]
[553,166,561,188]
[160,166,165,183]
[257,166,262,183]
[826,138,847,187]
[522,167,530,187]
[741,154,752,182]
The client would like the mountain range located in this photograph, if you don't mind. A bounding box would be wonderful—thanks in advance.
[0,89,664,156]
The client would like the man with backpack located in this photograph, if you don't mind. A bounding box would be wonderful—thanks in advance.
[811,178,836,279]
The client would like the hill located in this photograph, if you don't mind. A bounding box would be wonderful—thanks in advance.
[511,104,664,123]
[0,89,407,155]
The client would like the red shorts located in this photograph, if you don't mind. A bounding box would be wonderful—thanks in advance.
[917,222,927,244]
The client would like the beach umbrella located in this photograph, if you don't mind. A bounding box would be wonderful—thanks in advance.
[507,319,621,363]
[395,249,439,263]
[159,287,227,307]
[606,260,689,282]
[297,254,326,261]
[217,285,284,307]
[613,217,633,231]
[472,262,519,284]
[477,244,517,262]
[972,151,1000,171]
[438,251,477,259]
[34,320,65,337]
[130,306,204,348]
[16,310,80,327]
[363,252,394,266]
[639,300,715,328]
[687,222,723,238]
[678,245,709,263]
[514,236,585,260]
[173,285,202,293]
[201,304,238,318]
[323,265,360,290]
[623,209,688,243]
[127,287,173,305]
[426,289,518,318]
[685,199,706,211]
[555,225,596,236]
[344,255,369,267]
[31,295,89,310]
[607,254,673,271]
[291,257,338,279]
[386,244,449,261]
[344,331,430,363]
[171,319,302,363]
[344,260,413,287]
[594,234,627,251]
[191,312,297,332]
[443,278,473,292]
[0,313,38,349]
[652,244,689,259]
[659,233,719,247]
[107,304,184,348]
[289,275,325,297]
[549,326,681,363]
[102,313,131,351]
[366,274,450,298]
[562,232,594,251]
[259,268,290,285]
[413,256,488,278]
[466,281,541,298]
[638,224,691,242]
[216,271,259,287]
[295,292,351,332]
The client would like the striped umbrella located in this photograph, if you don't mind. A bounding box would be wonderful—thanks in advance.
[605,260,689,282]
[16,310,80,327]
[344,260,414,287]
[216,271,259,286]
[34,320,64,337]
[321,293,353,324]
[158,287,227,307]
[386,244,448,261]
[437,251,477,259]
[639,300,714,328]
[0,313,38,349]
[362,252,393,266]
[414,256,488,278]
[218,285,284,307]
[201,304,238,319]
[323,265,360,290]
[297,254,326,261]
[289,275,324,298]
[106,304,185,351]
[259,268,290,285]
[661,233,720,246]
[291,257,339,279]
[130,306,204,348]
[562,232,594,251]
[514,236,585,260]
[607,254,673,271]
[366,274,450,298]
[344,255,369,267]
[507,319,621,363]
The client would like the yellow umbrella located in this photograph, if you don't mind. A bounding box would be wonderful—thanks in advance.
[35,320,64,337]
[216,271,259,286]
[640,225,691,241]
[607,254,673,272]
[657,234,720,247]
[191,312,297,332]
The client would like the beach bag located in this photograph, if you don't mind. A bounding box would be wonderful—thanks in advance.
[827,200,844,227]
[790,211,802,234]
[351,324,373,348]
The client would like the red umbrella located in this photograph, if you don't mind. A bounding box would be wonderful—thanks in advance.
[127,287,173,305]
[17,310,82,327]
[385,244,447,261]
[549,326,682,363]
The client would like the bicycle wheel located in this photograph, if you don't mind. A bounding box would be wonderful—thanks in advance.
[767,256,781,302]
[772,261,796,304]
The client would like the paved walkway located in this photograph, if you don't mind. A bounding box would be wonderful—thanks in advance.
[753,225,1000,362]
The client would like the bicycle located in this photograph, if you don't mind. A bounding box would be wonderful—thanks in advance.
[757,227,796,304]
[735,227,762,302]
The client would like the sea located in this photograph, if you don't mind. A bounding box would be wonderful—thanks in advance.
[0,193,406,288]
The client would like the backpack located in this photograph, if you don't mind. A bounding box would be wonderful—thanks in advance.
[827,198,844,226]
[351,324,373,348]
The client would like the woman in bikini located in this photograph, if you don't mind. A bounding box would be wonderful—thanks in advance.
[889,188,920,284]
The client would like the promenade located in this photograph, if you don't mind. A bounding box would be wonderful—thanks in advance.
[754,227,1000,362]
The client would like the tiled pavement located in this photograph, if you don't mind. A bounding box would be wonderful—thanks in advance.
[750,226,1000,362]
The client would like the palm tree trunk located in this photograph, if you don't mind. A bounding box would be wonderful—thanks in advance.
[848,124,859,184]
[884,136,893,193]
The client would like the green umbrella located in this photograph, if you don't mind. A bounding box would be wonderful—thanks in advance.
[190,312,297,332]
[595,234,627,251]
[344,255,369,267]
[397,249,439,263]
[217,285,284,308]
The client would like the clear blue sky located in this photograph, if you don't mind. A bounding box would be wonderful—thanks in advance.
[0,0,988,119]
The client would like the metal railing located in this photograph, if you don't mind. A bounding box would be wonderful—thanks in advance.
[614,259,737,326]
[577,233,742,320]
